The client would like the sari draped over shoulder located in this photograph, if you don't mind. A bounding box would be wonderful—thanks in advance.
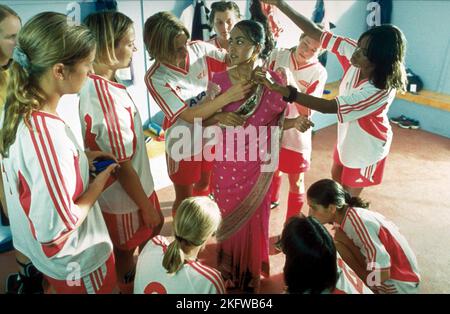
[211,70,287,292]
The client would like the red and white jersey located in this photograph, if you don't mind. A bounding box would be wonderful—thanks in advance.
[134,235,226,294]
[79,74,155,214]
[0,112,112,280]
[267,48,327,160]
[320,31,397,168]
[339,207,420,294]
[332,253,373,294]
[145,41,227,160]
[206,37,228,74]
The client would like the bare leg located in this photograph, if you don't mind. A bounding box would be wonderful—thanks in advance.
[331,162,343,184]
[173,184,193,216]
[114,247,136,294]
[193,170,211,196]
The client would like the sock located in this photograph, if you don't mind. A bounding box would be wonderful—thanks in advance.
[285,192,305,223]
[270,175,282,203]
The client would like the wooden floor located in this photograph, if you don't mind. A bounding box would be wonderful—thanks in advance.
[1,124,449,293]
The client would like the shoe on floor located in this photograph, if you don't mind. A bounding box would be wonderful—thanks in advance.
[398,118,420,129]
[389,115,409,125]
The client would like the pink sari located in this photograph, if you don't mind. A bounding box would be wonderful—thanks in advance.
[210,70,287,292]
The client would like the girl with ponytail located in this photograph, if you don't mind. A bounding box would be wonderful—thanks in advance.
[307,179,420,294]
[0,12,118,294]
[134,197,224,294]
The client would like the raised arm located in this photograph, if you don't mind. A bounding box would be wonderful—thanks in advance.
[261,0,323,42]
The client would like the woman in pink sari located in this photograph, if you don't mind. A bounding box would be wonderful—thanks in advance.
[210,18,313,292]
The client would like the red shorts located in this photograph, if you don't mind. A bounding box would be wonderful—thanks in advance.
[202,145,215,172]
[102,192,163,251]
[167,155,212,185]
[278,148,310,174]
[333,146,386,188]
[45,254,116,294]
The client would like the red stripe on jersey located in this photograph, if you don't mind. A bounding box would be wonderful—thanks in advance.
[378,226,420,283]
[345,209,376,265]
[163,51,190,74]
[347,209,378,269]
[194,262,226,294]
[41,237,69,258]
[93,79,118,158]
[83,114,101,151]
[29,116,75,230]
[321,32,332,50]
[330,36,351,74]
[145,64,186,122]
[145,64,170,115]
[89,74,126,89]
[189,262,224,294]
[18,171,36,239]
[343,37,357,47]
[297,62,319,71]
[125,107,137,157]
[100,80,124,160]
[357,103,389,142]
[339,90,388,114]
[337,257,365,294]
[72,154,83,202]
[105,83,127,160]
[40,117,78,226]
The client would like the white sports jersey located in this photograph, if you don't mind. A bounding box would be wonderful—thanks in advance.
[145,41,226,161]
[134,235,226,294]
[333,253,373,294]
[339,207,420,294]
[267,48,327,160]
[79,74,155,214]
[1,112,112,280]
[206,37,228,74]
[320,31,397,168]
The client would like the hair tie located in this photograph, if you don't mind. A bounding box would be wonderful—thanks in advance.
[12,46,31,73]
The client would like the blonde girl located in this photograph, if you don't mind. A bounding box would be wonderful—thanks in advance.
[80,11,164,294]
[0,12,117,294]
[134,197,225,294]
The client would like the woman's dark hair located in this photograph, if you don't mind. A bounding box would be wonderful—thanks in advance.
[209,1,241,27]
[281,216,338,294]
[236,0,273,60]
[307,179,370,210]
[359,24,407,92]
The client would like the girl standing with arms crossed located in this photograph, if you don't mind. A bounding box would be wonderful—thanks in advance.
[0,12,117,294]
[259,0,408,196]
[80,11,164,294]
[144,12,252,215]
[134,197,224,294]
[307,179,420,293]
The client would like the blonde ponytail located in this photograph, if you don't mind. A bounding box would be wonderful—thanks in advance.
[162,197,222,274]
